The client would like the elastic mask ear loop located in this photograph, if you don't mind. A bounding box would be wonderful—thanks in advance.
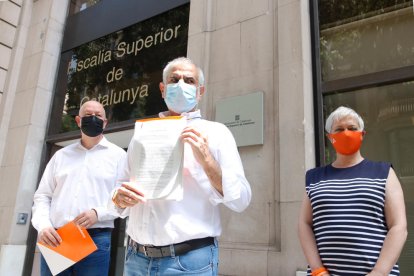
[193,85,201,111]
[197,84,201,98]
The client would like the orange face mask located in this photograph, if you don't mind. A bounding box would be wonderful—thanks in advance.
[328,130,363,155]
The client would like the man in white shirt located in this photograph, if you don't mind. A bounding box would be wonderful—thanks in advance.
[111,57,252,275]
[32,100,126,276]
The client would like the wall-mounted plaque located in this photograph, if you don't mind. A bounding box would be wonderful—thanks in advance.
[215,92,264,147]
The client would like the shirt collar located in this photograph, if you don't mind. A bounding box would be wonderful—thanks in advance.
[159,109,202,120]
[76,136,109,150]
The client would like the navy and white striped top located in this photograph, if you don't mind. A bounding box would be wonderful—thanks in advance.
[305,159,400,276]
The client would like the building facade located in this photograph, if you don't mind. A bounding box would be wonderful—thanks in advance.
[0,0,412,275]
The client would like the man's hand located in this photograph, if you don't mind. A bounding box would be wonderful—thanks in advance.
[113,182,146,208]
[74,209,98,229]
[181,126,223,195]
[180,126,213,167]
[38,227,61,247]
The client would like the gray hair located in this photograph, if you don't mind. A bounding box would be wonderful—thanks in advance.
[325,106,364,133]
[162,57,205,86]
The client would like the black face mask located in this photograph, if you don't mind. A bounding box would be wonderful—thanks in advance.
[81,115,104,137]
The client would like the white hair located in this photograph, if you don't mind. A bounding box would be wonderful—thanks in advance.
[162,57,204,86]
[325,106,364,133]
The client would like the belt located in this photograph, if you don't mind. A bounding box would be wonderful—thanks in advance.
[87,228,113,235]
[129,237,215,258]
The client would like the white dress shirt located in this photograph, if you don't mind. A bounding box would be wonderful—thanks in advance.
[112,110,252,246]
[32,137,126,231]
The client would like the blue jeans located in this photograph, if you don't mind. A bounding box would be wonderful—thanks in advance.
[40,230,111,276]
[124,238,219,276]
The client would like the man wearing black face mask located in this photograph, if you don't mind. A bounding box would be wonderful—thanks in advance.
[32,100,126,276]
[80,114,104,137]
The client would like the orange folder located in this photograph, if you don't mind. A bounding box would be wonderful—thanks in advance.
[37,221,97,275]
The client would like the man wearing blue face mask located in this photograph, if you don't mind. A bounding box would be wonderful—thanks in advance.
[111,57,252,276]
[161,65,202,115]
[32,100,126,276]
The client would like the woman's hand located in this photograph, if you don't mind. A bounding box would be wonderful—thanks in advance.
[366,269,386,276]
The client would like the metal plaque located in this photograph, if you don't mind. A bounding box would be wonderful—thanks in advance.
[215,92,264,147]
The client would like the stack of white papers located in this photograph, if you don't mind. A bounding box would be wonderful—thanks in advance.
[128,116,186,200]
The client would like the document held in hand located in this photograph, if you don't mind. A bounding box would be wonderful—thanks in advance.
[37,222,97,275]
[128,116,186,200]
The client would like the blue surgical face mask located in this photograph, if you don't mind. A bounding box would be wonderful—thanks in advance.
[164,80,198,114]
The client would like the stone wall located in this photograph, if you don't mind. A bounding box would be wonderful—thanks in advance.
[0,0,314,274]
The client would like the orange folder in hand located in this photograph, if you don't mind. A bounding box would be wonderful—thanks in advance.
[37,221,97,275]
